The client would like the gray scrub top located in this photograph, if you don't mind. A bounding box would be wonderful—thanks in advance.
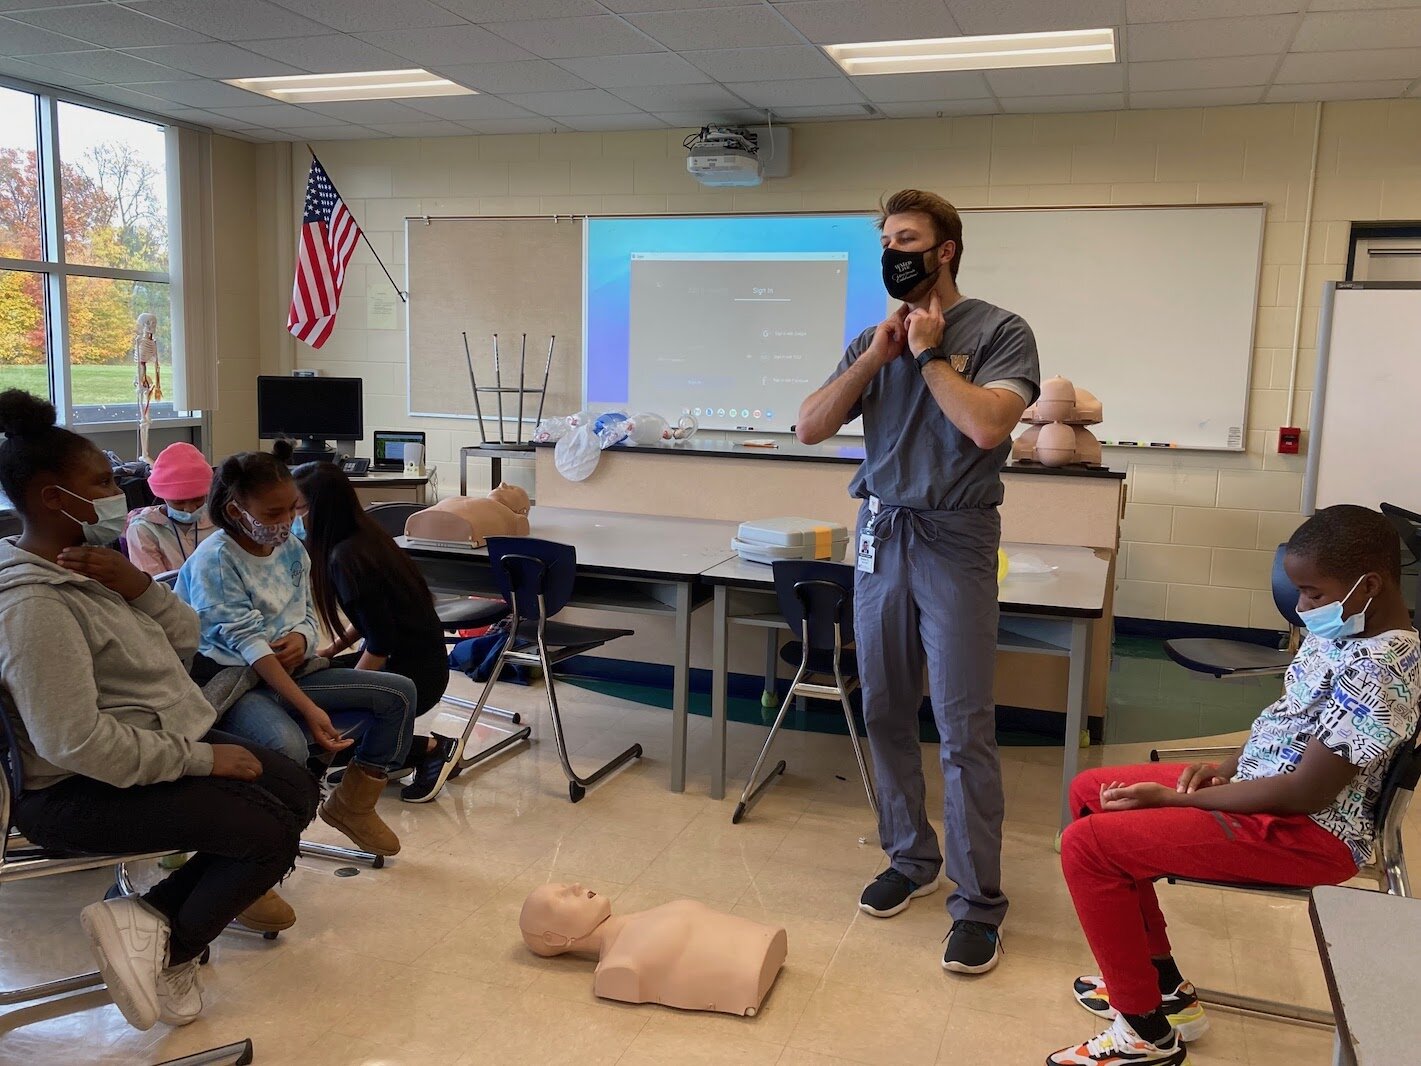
[825,297,1041,513]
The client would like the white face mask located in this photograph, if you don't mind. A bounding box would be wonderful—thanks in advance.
[59,487,129,546]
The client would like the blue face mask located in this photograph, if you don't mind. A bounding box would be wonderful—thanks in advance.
[292,513,306,541]
[1298,574,1372,641]
[166,504,200,524]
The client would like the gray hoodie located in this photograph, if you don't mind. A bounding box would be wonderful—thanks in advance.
[0,538,215,791]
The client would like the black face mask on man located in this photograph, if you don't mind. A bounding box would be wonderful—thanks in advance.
[881,246,940,300]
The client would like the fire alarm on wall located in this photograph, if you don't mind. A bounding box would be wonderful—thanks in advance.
[1278,426,1301,454]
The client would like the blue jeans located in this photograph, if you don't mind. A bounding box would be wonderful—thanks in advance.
[219,667,416,775]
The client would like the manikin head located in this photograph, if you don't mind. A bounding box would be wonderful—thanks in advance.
[489,482,531,516]
[519,883,613,957]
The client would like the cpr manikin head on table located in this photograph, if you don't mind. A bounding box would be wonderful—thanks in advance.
[519,883,787,1017]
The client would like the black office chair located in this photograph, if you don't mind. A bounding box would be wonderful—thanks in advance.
[1160,733,1421,1026]
[452,537,640,803]
[0,696,254,1064]
[1153,545,1301,763]
[733,561,878,825]
[363,501,426,539]
[1381,502,1421,626]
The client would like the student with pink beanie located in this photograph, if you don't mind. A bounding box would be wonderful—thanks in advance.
[126,443,215,576]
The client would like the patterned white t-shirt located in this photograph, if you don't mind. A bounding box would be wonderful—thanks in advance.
[1234,629,1421,865]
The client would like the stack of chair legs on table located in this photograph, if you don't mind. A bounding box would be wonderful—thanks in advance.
[0,704,253,1058]
[734,560,877,825]
[457,537,640,803]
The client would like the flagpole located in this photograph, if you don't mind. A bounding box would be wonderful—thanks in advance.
[305,144,406,304]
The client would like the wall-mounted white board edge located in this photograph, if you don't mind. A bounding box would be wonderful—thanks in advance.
[406,205,1265,452]
[1304,281,1421,514]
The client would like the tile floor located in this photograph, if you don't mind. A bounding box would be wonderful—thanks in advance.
[0,670,1385,1065]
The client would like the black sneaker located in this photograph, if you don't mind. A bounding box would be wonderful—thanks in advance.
[400,733,464,803]
[859,868,939,917]
[941,919,1002,974]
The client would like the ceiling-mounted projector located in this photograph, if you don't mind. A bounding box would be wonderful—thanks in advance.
[684,125,762,187]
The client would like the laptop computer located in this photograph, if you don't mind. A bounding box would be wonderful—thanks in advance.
[372,430,426,472]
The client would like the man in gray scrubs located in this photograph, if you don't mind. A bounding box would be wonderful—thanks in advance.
[797,189,1040,974]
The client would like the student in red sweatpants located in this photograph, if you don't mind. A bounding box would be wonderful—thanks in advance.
[1047,505,1421,1066]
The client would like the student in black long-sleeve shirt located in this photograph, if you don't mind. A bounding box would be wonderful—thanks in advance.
[292,461,459,802]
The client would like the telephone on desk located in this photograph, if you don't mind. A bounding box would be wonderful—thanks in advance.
[340,458,371,476]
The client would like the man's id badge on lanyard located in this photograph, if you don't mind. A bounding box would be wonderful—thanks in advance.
[856,530,876,574]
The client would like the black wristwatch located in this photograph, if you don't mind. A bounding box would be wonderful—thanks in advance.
[915,346,946,370]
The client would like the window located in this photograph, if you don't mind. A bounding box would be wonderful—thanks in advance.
[0,85,189,425]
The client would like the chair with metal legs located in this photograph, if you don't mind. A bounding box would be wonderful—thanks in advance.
[0,699,252,1059]
[732,560,878,825]
[452,537,640,803]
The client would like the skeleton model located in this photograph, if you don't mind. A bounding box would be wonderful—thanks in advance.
[134,312,162,462]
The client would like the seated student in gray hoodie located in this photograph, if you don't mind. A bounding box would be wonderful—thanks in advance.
[0,391,318,1034]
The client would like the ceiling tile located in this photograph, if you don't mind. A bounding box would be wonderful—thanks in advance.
[0,16,90,55]
[439,0,605,19]
[71,83,178,112]
[876,98,997,117]
[240,33,411,73]
[25,48,187,82]
[396,94,539,119]
[504,87,644,116]
[1125,15,1296,62]
[770,103,875,120]
[363,119,472,136]
[1000,92,1124,113]
[270,123,388,139]
[683,45,839,82]
[0,53,95,84]
[851,70,993,102]
[8,3,208,46]
[1129,86,1265,108]
[260,0,465,33]
[0,0,117,10]
[1127,0,1301,23]
[203,101,327,123]
[773,0,958,46]
[610,83,746,111]
[190,109,270,130]
[626,6,801,51]
[1265,80,1409,102]
[432,59,591,93]
[355,23,536,66]
[602,0,747,11]
[1313,0,1421,9]
[122,42,303,78]
[723,77,864,107]
[298,98,430,123]
[462,115,569,133]
[1129,54,1278,92]
[555,51,710,88]
[1293,10,1421,52]
[654,107,763,125]
[488,15,662,59]
[948,0,1119,35]
[558,112,672,131]
[122,0,336,41]
[122,78,268,107]
[985,63,1124,96]
[1275,48,1421,84]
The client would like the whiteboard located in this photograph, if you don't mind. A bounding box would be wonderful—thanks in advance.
[1305,283,1421,513]
[959,205,1264,451]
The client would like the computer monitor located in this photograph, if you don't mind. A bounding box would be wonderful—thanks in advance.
[257,375,364,457]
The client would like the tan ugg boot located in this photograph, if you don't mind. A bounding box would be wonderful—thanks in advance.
[319,763,401,856]
[233,889,296,934]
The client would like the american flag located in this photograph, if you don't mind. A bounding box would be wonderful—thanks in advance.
[287,158,361,349]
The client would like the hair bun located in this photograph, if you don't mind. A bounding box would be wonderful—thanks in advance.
[0,389,58,440]
[271,439,294,464]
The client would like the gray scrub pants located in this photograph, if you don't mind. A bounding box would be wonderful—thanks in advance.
[853,501,1009,926]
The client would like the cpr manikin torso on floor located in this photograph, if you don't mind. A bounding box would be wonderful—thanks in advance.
[520,883,787,1016]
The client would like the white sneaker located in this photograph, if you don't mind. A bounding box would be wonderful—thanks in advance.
[79,898,169,1031]
[156,958,204,1026]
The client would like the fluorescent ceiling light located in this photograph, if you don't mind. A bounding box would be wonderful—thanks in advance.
[825,28,1117,76]
[224,69,475,104]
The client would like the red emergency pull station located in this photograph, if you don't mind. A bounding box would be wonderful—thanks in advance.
[1278,426,1301,454]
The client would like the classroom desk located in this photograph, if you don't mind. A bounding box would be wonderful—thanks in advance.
[397,506,740,793]
[700,542,1110,822]
[349,471,435,506]
[1310,885,1420,1066]
[460,443,537,495]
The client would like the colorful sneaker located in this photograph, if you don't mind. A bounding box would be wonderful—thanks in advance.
[858,868,938,917]
[156,959,204,1027]
[1046,1015,1190,1065]
[79,897,168,1031]
[1072,976,1209,1042]
[942,918,1002,974]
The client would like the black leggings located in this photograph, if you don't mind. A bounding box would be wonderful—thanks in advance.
[14,731,318,966]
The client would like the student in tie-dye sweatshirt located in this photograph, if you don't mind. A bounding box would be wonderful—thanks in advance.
[177,451,415,859]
